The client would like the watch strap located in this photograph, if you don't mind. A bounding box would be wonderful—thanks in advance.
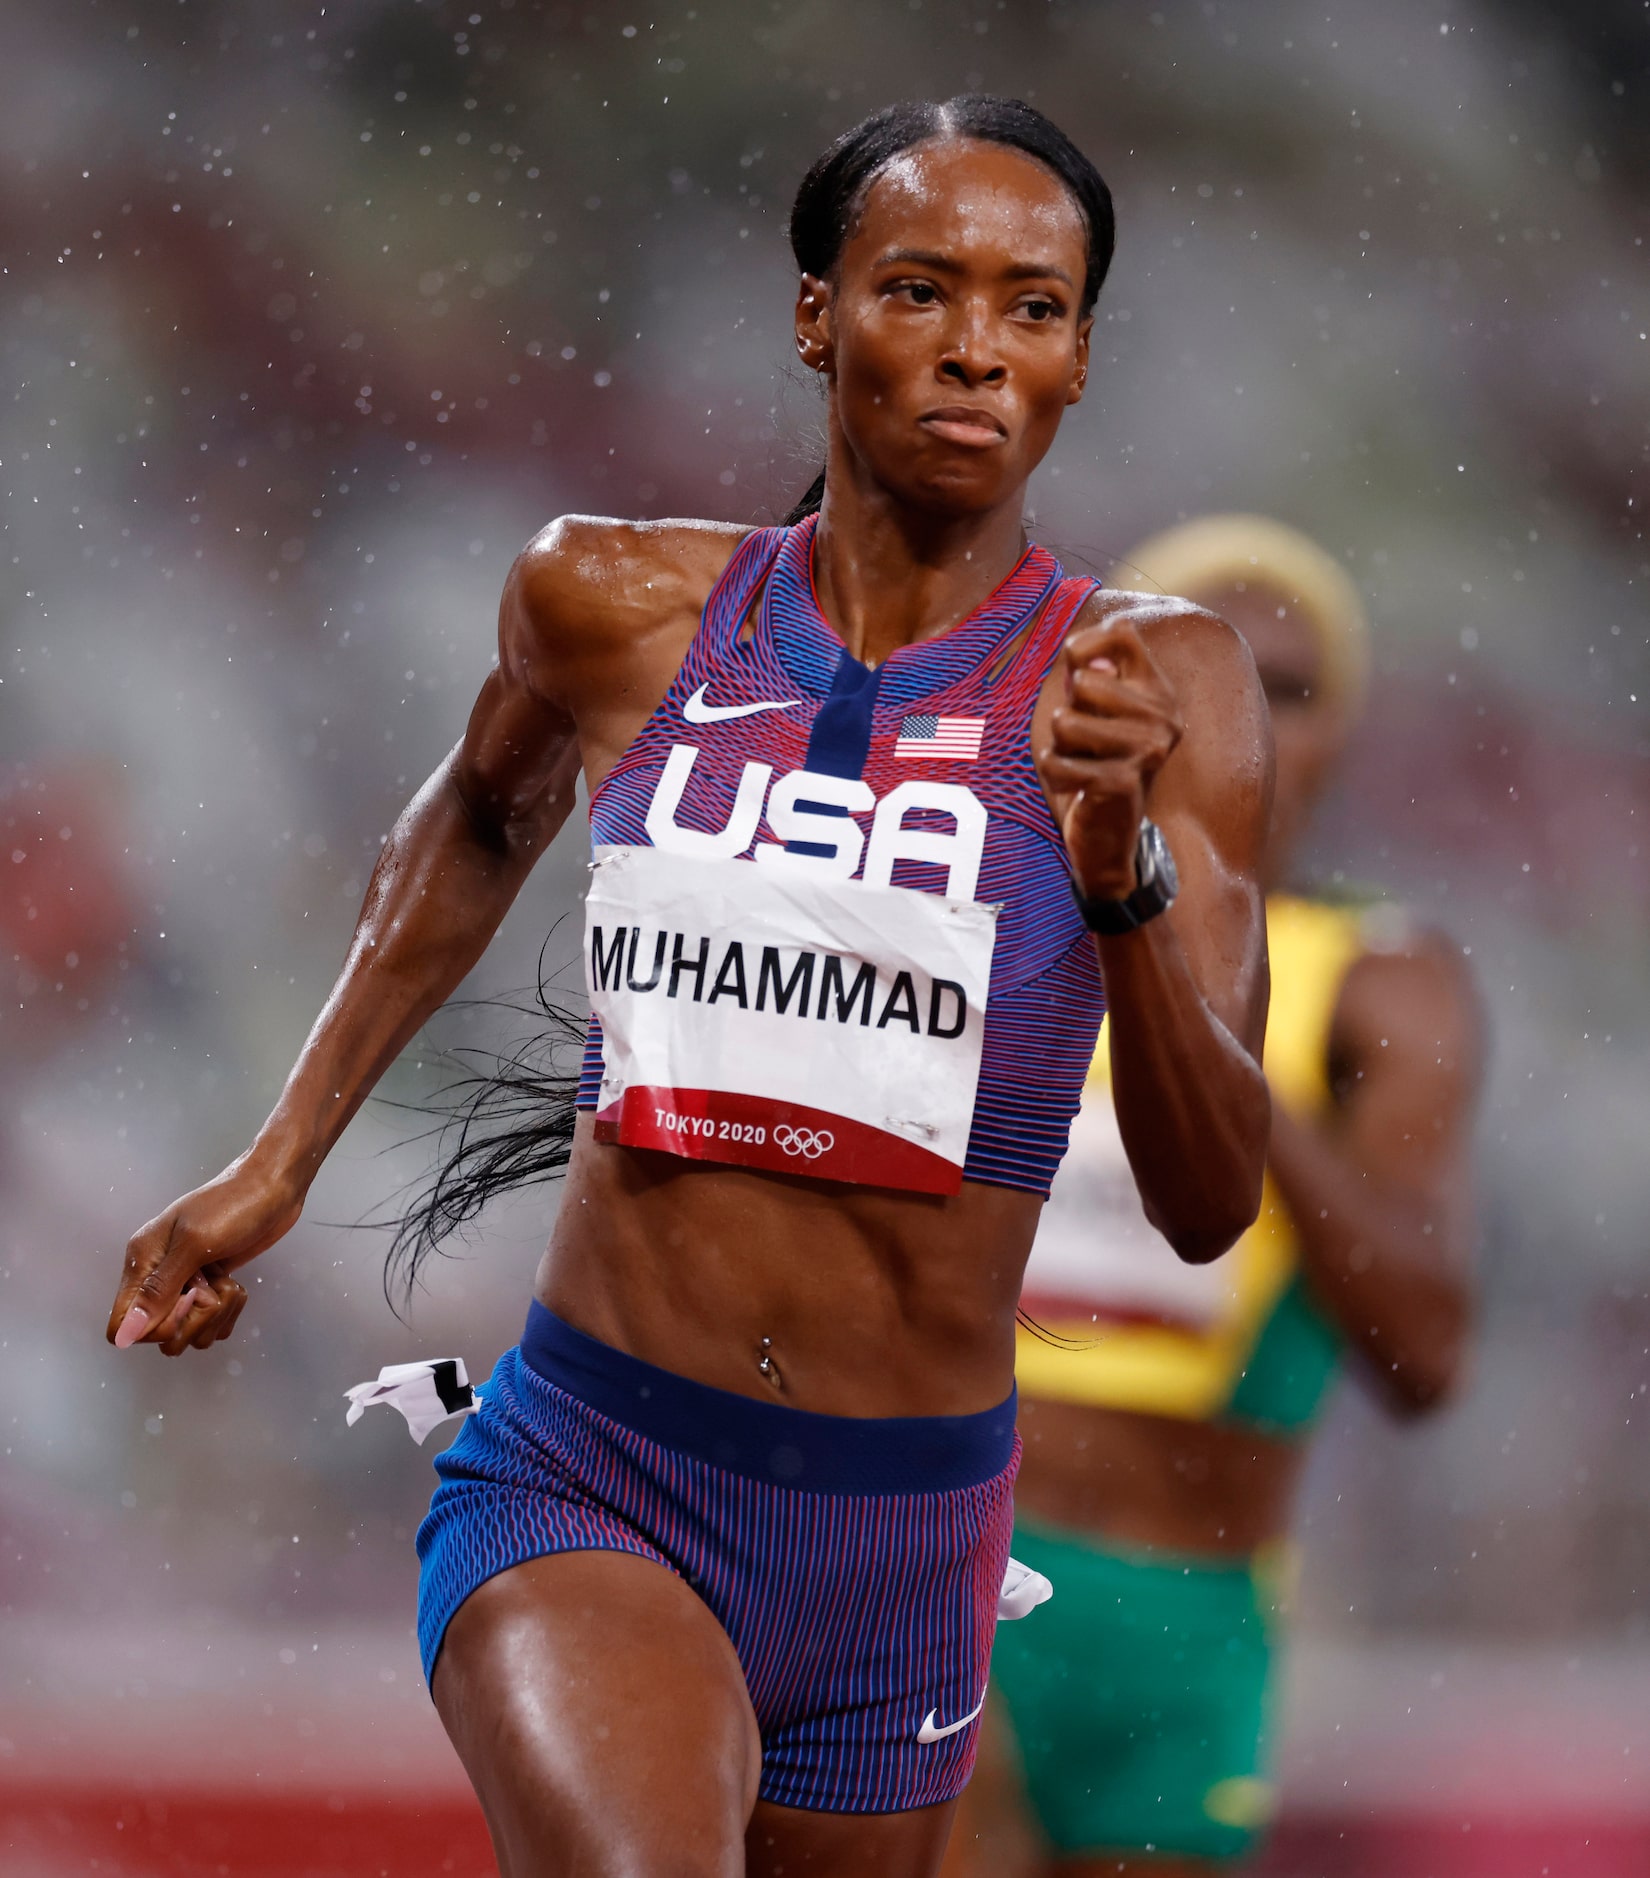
[1070,819,1179,935]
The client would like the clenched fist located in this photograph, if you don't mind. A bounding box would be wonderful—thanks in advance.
[108,1153,302,1357]
[1035,615,1185,902]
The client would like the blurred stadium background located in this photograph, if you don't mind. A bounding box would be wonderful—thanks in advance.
[2,1,1646,1873]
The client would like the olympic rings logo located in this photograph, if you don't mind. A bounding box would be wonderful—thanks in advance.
[774,1125,835,1160]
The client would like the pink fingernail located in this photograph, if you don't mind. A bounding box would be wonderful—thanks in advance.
[114,1305,150,1350]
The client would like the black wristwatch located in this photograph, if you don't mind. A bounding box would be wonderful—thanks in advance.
[1070,819,1180,935]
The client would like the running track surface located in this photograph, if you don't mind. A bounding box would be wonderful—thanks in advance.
[4,1787,1650,1877]
[6,1627,1650,1873]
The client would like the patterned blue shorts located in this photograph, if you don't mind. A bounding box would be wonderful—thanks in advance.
[417,1302,1018,1814]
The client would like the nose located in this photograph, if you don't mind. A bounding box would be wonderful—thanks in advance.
[937,299,1007,389]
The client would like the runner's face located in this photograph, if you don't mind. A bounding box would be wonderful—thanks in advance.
[801,138,1092,516]
[1202,581,1347,882]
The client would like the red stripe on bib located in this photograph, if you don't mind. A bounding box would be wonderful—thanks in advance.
[595,1086,962,1194]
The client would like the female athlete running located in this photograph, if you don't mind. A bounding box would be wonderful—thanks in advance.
[946,516,1482,1878]
[106,101,1272,1877]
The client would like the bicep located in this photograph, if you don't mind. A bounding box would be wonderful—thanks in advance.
[1146,622,1273,1059]
[449,553,582,846]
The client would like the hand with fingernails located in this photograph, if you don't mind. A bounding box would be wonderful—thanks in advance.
[107,1153,301,1357]
[1036,618,1185,903]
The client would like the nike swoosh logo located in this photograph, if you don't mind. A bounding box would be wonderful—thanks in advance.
[682,683,802,724]
[916,1690,987,1744]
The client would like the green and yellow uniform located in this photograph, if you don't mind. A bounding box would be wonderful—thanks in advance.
[997,896,1366,1863]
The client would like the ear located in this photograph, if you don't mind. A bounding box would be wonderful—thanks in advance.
[1066,315,1093,407]
[795,272,834,376]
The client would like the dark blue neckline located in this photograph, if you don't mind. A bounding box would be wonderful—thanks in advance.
[761,516,1059,708]
[802,652,885,782]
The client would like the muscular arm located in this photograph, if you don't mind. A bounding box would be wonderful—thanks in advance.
[1038,600,1272,1264]
[106,517,693,1354]
[252,513,742,1188]
[1270,937,1482,1415]
[252,644,579,1198]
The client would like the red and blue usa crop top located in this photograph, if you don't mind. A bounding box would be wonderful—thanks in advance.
[576,515,1107,1197]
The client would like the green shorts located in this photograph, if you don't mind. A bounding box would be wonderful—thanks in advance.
[990,1520,1281,1864]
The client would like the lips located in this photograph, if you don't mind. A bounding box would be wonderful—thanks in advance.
[919,406,1008,449]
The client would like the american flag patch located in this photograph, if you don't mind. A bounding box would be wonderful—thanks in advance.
[893,714,986,761]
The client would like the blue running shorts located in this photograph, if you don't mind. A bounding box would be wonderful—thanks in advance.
[417,1302,1020,1815]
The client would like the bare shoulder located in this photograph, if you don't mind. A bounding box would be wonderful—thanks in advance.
[1072,588,1269,819]
[511,515,752,643]
[1080,587,1263,719]
[497,515,752,713]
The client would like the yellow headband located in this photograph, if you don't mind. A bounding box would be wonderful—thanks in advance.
[1108,514,1370,716]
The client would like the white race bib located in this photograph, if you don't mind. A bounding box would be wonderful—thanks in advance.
[1021,1078,1240,1331]
[585,845,998,1194]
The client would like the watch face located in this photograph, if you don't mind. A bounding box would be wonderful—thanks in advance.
[1153,824,1180,899]
[1135,822,1160,891]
